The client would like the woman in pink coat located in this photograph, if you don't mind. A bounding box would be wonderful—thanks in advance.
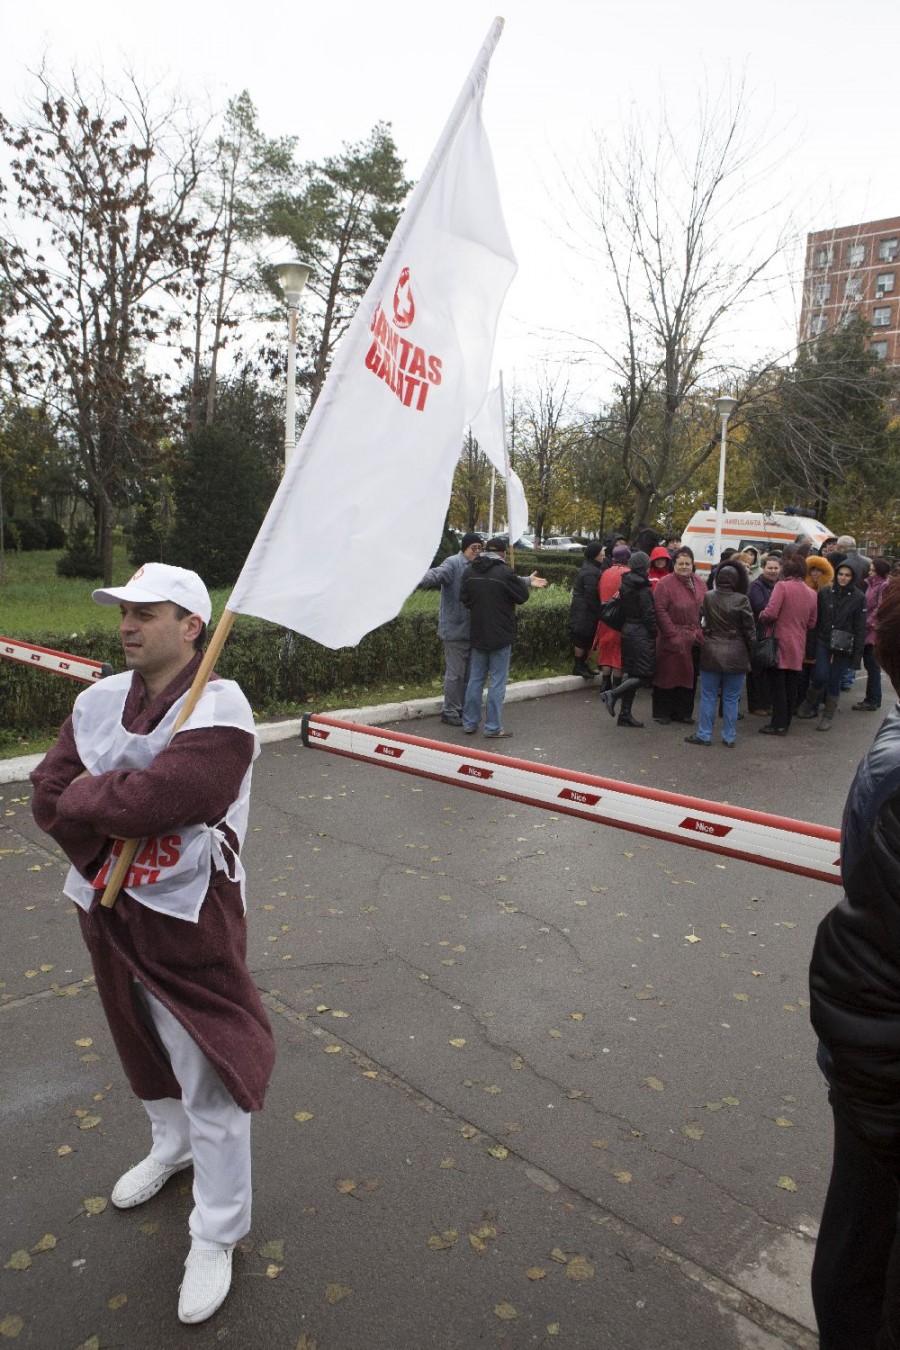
[652,548,704,724]
[758,553,818,736]
[595,545,630,692]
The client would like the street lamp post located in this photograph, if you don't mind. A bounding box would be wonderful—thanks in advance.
[712,393,738,565]
[274,260,312,470]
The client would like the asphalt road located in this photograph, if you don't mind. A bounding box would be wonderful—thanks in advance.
[1,676,874,1349]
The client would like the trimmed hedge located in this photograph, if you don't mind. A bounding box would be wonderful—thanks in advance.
[1,591,571,732]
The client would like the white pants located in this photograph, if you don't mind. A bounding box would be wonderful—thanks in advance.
[133,981,252,1248]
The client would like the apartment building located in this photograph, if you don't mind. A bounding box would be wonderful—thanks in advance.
[799,215,900,366]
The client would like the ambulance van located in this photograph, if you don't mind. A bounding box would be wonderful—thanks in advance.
[681,509,831,575]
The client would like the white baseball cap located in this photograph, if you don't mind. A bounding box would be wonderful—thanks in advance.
[92,563,212,624]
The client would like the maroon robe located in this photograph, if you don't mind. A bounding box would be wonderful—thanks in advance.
[30,655,275,1112]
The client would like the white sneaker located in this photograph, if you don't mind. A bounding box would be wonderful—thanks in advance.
[110,1155,192,1209]
[178,1246,233,1324]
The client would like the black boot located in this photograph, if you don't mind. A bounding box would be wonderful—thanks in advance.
[572,660,594,679]
[617,685,643,728]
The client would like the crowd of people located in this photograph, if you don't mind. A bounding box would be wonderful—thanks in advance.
[570,531,891,746]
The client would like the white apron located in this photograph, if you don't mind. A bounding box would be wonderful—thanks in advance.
[64,672,259,923]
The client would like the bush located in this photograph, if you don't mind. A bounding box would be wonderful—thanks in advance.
[10,517,47,551]
[56,524,103,579]
[0,590,571,732]
[41,519,66,549]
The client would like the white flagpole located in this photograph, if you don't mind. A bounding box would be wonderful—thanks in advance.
[488,468,496,536]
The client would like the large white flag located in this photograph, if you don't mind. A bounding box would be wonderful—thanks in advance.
[469,380,529,545]
[227,21,516,648]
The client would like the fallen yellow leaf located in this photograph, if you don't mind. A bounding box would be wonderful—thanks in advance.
[777,1176,797,1192]
[5,1250,31,1271]
[775,1116,794,1128]
[549,1246,568,1264]
[259,1240,285,1261]
[643,1076,665,1092]
[525,1266,546,1280]
[31,1234,56,1254]
[107,1294,127,1310]
[78,1115,101,1130]
[139,1222,159,1236]
[324,1283,352,1304]
[448,1038,466,1048]
[323,1045,341,1055]
[266,1263,283,1278]
[74,1038,93,1048]
[57,1145,73,1157]
[426,1229,458,1251]
[569,1012,584,1021]
[83,1197,108,1215]
[494,1303,517,1320]
[293,1111,314,1124]
[567,1255,595,1281]
[0,1314,24,1338]
[548,1325,560,1338]
[488,1146,508,1160]
[682,1125,704,1141]
[614,1170,632,1184]
[335,1179,357,1194]
[468,1233,487,1254]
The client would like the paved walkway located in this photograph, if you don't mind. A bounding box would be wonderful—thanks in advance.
[2,672,871,1347]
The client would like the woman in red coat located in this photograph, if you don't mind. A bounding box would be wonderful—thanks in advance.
[595,544,631,692]
[652,548,704,724]
[758,553,818,736]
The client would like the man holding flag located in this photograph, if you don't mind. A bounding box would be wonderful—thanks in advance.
[30,564,274,1325]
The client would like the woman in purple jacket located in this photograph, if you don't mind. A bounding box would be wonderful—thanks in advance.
[758,553,818,736]
[854,558,892,712]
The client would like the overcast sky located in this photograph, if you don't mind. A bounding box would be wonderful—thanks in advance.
[4,0,897,404]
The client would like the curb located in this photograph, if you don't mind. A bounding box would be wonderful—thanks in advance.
[0,674,592,785]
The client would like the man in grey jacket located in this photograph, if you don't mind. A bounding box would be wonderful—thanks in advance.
[419,533,484,725]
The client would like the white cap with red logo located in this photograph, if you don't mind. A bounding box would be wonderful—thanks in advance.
[92,563,212,624]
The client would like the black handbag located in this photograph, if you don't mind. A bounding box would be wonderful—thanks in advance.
[753,632,779,670]
[829,628,854,654]
[598,595,625,631]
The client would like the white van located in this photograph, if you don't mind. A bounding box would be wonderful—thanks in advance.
[681,509,830,575]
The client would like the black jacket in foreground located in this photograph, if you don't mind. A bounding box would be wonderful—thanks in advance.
[460,554,531,651]
[809,702,900,1164]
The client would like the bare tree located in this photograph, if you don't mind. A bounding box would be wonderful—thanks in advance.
[0,71,205,580]
[561,82,790,532]
[514,369,577,543]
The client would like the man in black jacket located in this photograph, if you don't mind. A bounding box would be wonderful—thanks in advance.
[460,538,546,738]
[809,579,900,1347]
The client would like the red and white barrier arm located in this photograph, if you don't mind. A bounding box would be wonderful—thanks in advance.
[0,636,113,684]
[300,713,842,886]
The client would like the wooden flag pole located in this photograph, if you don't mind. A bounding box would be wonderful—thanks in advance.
[99,609,238,909]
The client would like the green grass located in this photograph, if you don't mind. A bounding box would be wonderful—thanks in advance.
[0,549,571,759]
